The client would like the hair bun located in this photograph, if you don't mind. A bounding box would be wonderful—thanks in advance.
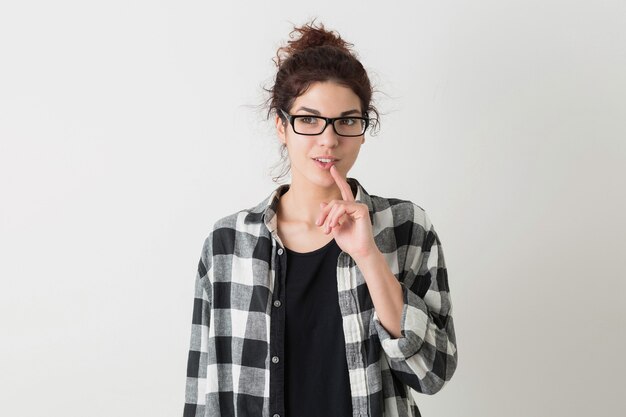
[274,19,354,67]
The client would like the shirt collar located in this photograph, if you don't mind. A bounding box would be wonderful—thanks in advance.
[243,177,375,237]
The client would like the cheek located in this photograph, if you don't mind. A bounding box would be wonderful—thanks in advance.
[292,143,312,158]
[348,145,363,159]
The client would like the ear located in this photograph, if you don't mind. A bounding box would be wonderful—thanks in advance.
[275,114,286,144]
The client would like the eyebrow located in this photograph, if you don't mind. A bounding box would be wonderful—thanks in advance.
[294,106,361,116]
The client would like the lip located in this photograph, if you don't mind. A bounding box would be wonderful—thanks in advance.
[312,156,339,160]
[312,158,339,170]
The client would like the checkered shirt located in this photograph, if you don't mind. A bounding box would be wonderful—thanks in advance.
[184,177,457,417]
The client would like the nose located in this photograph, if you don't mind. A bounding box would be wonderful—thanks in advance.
[316,122,340,147]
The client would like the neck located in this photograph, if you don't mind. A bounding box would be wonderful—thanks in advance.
[278,176,347,226]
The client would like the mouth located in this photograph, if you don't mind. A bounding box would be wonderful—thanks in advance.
[312,158,339,170]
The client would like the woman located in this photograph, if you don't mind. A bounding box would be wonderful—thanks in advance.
[184,20,457,417]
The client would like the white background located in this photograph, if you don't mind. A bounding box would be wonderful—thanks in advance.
[1,1,625,416]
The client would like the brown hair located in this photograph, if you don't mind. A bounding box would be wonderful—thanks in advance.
[263,19,381,183]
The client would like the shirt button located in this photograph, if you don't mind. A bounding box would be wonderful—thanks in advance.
[277,248,284,255]
[273,300,282,307]
[272,356,279,364]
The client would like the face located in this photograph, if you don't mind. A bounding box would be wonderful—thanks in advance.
[275,80,365,189]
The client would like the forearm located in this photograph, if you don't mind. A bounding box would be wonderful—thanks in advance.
[353,249,404,339]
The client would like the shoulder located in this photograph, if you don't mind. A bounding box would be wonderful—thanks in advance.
[203,208,245,239]
[367,193,433,232]
[200,201,267,255]
[366,193,442,258]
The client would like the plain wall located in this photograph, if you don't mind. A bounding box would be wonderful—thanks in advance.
[1,1,625,416]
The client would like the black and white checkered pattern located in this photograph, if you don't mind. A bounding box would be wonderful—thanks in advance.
[184,177,457,417]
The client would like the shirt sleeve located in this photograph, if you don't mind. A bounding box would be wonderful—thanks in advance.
[183,231,213,417]
[371,206,458,395]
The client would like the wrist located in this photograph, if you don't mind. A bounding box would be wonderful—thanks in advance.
[352,244,383,267]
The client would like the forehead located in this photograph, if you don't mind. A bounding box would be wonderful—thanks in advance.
[290,81,361,113]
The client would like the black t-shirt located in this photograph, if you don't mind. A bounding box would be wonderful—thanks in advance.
[284,238,353,417]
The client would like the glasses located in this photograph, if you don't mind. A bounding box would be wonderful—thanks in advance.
[280,108,369,137]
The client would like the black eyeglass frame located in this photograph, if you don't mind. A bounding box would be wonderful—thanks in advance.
[279,108,369,137]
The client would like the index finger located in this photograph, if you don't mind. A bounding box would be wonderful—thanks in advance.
[330,165,354,202]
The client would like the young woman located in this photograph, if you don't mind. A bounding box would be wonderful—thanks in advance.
[184,20,457,417]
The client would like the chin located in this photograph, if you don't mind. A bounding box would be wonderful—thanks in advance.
[296,168,329,186]
[293,162,345,187]
[313,171,341,188]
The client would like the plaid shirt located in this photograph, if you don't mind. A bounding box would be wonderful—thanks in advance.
[184,177,457,417]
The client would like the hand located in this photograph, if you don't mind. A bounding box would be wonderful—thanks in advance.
[315,165,379,260]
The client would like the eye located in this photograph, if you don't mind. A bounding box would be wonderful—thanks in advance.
[339,118,357,126]
[300,117,319,124]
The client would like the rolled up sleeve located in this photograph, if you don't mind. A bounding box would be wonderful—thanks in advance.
[372,206,457,395]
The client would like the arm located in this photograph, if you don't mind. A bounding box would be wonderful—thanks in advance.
[183,231,213,417]
[371,206,457,395]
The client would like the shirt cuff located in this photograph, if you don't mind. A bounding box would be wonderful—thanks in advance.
[372,282,429,360]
